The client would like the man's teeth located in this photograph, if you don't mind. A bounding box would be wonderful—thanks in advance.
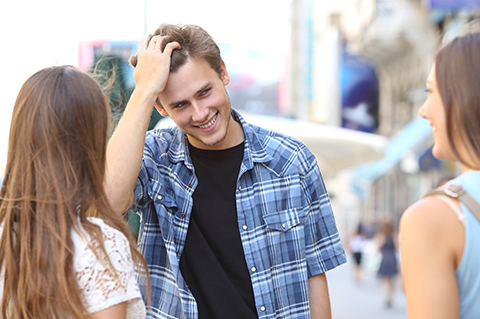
[199,115,216,128]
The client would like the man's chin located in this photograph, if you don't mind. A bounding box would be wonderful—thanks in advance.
[187,132,228,149]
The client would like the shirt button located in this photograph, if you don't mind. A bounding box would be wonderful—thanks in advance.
[242,225,247,230]
[251,267,256,272]
[282,223,286,229]
[238,185,241,191]
[260,306,266,312]
[188,183,192,188]
[157,195,163,200]
[181,213,186,218]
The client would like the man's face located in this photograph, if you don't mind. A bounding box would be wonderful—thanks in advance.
[156,58,242,150]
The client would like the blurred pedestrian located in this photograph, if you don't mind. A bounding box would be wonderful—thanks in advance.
[400,33,480,319]
[0,66,149,319]
[348,223,366,285]
[376,221,398,308]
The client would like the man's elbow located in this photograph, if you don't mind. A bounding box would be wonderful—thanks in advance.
[107,190,134,216]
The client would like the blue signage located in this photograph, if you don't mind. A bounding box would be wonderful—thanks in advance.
[340,50,379,133]
[426,0,480,10]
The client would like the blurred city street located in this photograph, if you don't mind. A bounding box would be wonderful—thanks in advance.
[328,259,406,319]
[1,0,478,317]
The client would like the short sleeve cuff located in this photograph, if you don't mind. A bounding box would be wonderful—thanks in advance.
[307,243,347,278]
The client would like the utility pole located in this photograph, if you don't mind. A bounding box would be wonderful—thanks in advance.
[143,0,148,38]
[289,0,312,121]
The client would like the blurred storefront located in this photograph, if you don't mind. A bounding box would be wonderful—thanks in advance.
[350,0,480,229]
[288,0,479,236]
[351,116,461,227]
[343,0,439,230]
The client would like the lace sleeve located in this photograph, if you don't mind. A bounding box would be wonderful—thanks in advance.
[73,218,145,317]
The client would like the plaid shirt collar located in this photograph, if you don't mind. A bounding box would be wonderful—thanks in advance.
[164,108,273,169]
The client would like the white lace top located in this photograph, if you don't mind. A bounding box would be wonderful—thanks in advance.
[0,218,146,318]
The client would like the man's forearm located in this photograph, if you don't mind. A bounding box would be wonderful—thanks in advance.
[308,272,332,319]
[105,88,155,214]
[105,36,181,214]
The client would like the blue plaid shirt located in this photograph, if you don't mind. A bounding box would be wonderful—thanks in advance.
[133,110,346,319]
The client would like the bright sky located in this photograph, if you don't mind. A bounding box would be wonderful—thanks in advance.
[0,0,291,173]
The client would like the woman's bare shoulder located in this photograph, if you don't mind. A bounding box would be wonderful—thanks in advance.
[402,196,460,229]
[401,196,464,262]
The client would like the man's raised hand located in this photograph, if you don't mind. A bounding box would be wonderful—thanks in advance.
[133,35,181,102]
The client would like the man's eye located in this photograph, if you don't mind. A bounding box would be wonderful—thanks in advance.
[201,89,211,95]
[174,102,186,108]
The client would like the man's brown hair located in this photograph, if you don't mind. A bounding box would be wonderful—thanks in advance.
[130,23,223,76]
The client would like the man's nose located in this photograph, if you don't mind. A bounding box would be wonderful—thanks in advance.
[191,101,209,123]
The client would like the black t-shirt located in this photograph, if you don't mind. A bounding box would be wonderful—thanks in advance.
[179,142,258,319]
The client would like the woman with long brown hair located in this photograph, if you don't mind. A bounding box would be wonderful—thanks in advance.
[400,33,480,319]
[0,66,149,318]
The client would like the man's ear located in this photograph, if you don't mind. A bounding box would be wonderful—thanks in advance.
[220,61,230,86]
[154,101,169,117]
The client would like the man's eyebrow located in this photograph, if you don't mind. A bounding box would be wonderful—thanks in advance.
[196,82,211,95]
[168,82,212,107]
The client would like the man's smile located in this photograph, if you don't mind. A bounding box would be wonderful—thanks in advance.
[195,112,218,130]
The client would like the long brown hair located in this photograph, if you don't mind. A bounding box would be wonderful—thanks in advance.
[436,33,480,169]
[0,66,149,318]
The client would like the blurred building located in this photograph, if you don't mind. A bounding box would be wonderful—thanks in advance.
[288,0,479,235]
[351,1,480,228]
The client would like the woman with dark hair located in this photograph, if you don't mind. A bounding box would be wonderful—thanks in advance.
[348,223,366,285]
[0,66,149,319]
[400,33,480,319]
[376,221,398,308]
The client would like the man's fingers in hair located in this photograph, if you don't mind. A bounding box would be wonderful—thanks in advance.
[163,41,182,56]
[154,36,167,51]
[148,35,164,51]
[139,34,152,54]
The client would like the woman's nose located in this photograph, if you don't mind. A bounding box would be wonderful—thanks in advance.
[418,101,427,119]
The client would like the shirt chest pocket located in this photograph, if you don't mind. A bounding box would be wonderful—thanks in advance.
[262,207,308,232]
[148,179,178,214]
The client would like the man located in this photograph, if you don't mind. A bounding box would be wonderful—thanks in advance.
[106,24,346,319]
